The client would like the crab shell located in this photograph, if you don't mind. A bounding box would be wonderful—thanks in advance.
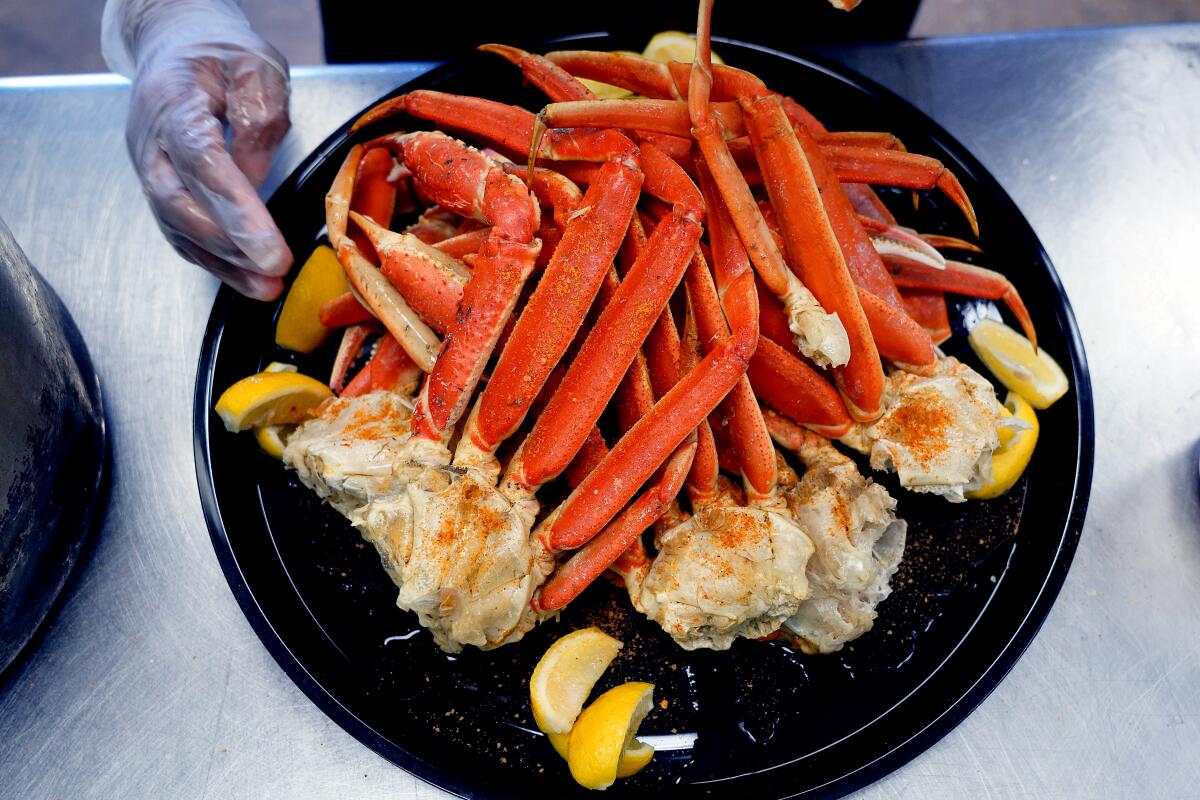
[779,445,906,654]
[625,496,814,651]
[352,470,553,653]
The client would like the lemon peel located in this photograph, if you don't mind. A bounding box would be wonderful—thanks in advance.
[967,392,1039,500]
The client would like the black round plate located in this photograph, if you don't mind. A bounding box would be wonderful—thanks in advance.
[195,36,1093,799]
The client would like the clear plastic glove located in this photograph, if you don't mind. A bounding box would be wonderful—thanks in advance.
[102,0,293,300]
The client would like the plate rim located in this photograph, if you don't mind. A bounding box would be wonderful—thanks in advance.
[194,36,1094,800]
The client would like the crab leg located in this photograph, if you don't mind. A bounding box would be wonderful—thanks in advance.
[354,91,639,170]
[319,291,374,328]
[335,132,544,441]
[922,233,983,253]
[856,285,937,366]
[537,96,972,232]
[541,98,748,138]
[844,182,897,225]
[363,85,721,468]
[860,216,948,269]
[405,205,461,244]
[685,175,779,500]
[498,164,585,229]
[395,135,542,439]
[646,2,876,419]
[563,426,611,490]
[430,227,492,258]
[348,147,399,262]
[757,262,926,394]
[537,436,697,611]
[886,256,1037,348]
[541,49,976,236]
[486,42,717,453]
[756,194,935,367]
[700,130,850,368]
[487,45,720,501]
[327,145,441,371]
[538,180,759,555]
[330,322,376,393]
[504,150,703,488]
[449,148,644,456]
[342,333,422,397]
[538,257,758,551]
[748,338,854,438]
[674,294,722,504]
[544,49,685,99]
[899,288,952,344]
[351,209,468,332]
[751,278,854,432]
[451,59,844,369]
[822,146,977,237]
[484,50,724,510]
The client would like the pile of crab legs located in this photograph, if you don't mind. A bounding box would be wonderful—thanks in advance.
[310,0,1036,651]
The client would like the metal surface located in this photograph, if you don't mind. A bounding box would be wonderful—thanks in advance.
[0,25,1196,798]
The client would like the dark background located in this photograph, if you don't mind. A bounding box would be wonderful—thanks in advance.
[2,0,1199,77]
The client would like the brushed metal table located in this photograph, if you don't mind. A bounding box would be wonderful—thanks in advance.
[2,24,1198,799]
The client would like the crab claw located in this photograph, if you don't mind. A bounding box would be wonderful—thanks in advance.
[885,257,1037,349]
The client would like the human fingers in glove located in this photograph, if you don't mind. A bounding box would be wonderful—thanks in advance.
[102,0,293,300]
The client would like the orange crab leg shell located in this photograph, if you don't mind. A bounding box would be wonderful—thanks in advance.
[468,157,643,453]
[748,337,853,438]
[886,256,1037,348]
[899,288,952,344]
[348,147,398,262]
[510,168,702,488]
[319,291,374,329]
[536,436,697,612]
[342,333,421,398]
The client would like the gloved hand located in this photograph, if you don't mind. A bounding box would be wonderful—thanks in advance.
[102,0,293,300]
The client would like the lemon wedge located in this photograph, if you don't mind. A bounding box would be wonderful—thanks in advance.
[547,730,653,779]
[275,244,349,353]
[253,424,295,459]
[643,31,724,64]
[568,682,655,790]
[615,738,656,778]
[968,318,1068,409]
[250,362,300,458]
[215,370,332,433]
[530,627,623,735]
[968,392,1039,500]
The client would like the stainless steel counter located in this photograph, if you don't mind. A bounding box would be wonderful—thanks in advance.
[1,25,1198,799]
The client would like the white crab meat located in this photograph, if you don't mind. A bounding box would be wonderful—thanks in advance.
[779,441,906,654]
[352,469,552,653]
[624,493,814,651]
[839,357,1004,502]
[283,391,420,515]
[283,392,551,653]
